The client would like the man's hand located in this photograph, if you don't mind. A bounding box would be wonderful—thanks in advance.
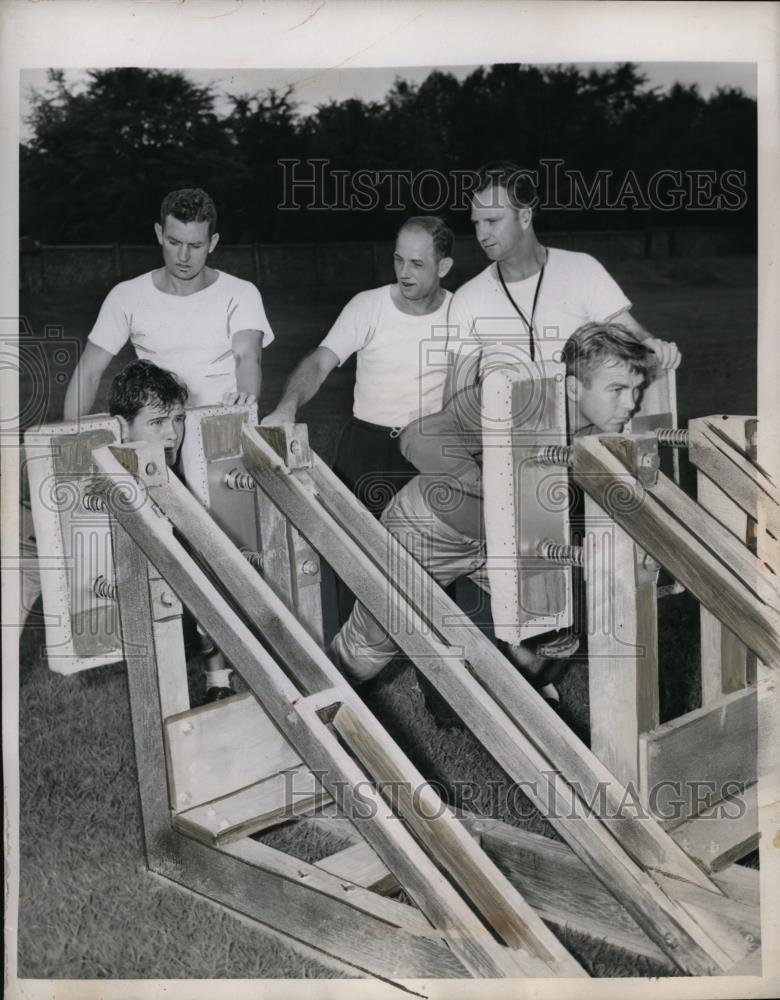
[644,337,681,371]
[221,390,257,407]
[260,407,296,427]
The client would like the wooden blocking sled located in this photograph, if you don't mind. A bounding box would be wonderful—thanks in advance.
[180,405,323,643]
[23,416,123,673]
[95,438,584,981]
[480,357,572,643]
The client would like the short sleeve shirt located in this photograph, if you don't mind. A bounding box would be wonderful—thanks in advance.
[319,285,452,428]
[446,248,631,369]
[88,271,274,405]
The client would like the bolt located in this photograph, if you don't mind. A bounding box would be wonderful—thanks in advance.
[145,462,157,476]
[290,440,300,453]
[181,721,194,735]
[663,933,678,949]
[160,591,175,607]
[301,560,318,576]
[178,791,192,806]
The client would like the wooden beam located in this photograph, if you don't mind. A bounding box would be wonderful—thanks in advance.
[572,435,780,665]
[328,697,580,970]
[164,692,301,812]
[640,688,759,824]
[669,784,759,872]
[240,425,753,975]
[460,817,761,969]
[158,832,469,980]
[584,497,660,792]
[173,763,329,844]
[695,418,757,701]
[688,415,779,541]
[92,441,567,979]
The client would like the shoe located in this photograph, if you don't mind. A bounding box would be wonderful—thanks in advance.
[205,686,234,703]
[535,631,580,659]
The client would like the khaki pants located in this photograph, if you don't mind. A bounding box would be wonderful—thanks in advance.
[332,478,485,682]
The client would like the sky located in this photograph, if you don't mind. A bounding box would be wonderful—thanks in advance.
[19,61,757,137]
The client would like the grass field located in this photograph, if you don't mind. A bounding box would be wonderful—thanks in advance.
[15,253,758,981]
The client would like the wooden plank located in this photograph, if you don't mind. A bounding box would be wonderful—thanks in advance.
[584,497,660,792]
[164,692,301,812]
[154,477,333,697]
[316,841,400,895]
[159,832,468,980]
[173,763,329,844]
[110,512,181,866]
[688,415,779,537]
[640,687,759,824]
[458,816,760,968]
[696,418,755,702]
[572,435,780,665]
[668,785,759,872]
[147,574,189,718]
[241,425,754,974]
[93,441,551,980]
[328,698,582,973]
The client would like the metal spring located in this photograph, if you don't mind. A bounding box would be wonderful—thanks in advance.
[241,547,264,571]
[224,468,256,492]
[537,539,584,566]
[534,444,573,466]
[656,428,689,448]
[82,493,107,511]
[92,575,117,600]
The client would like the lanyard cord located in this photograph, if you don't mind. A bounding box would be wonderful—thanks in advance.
[496,252,547,362]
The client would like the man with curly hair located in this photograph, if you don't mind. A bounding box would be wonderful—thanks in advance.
[64,187,273,418]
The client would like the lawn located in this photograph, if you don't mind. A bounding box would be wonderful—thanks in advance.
[14,253,758,981]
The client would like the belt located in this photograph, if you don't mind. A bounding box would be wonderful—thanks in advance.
[350,416,404,439]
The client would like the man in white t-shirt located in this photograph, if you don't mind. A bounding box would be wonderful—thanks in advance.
[63,188,274,417]
[446,160,680,399]
[261,215,455,518]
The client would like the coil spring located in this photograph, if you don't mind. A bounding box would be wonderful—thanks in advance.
[82,493,107,511]
[537,539,584,566]
[241,547,264,571]
[534,444,573,466]
[224,468,255,491]
[656,428,689,448]
[92,575,117,600]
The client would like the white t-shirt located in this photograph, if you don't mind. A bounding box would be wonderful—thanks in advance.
[320,285,452,428]
[88,271,275,405]
[446,248,631,370]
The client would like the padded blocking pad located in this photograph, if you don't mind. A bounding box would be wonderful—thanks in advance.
[481,359,572,643]
[24,417,124,673]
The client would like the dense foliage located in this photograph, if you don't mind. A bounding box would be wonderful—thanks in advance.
[21,65,756,243]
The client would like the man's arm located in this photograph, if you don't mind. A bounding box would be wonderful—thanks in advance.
[610,309,681,370]
[260,346,340,425]
[63,342,114,419]
[232,329,264,400]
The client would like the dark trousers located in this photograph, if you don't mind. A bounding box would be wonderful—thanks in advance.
[324,416,419,636]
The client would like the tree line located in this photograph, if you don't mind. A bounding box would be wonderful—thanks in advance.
[21,64,756,245]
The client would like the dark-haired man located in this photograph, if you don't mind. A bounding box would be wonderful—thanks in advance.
[109,358,188,467]
[445,161,679,399]
[262,215,455,519]
[330,323,658,717]
[64,187,273,419]
[108,358,233,701]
